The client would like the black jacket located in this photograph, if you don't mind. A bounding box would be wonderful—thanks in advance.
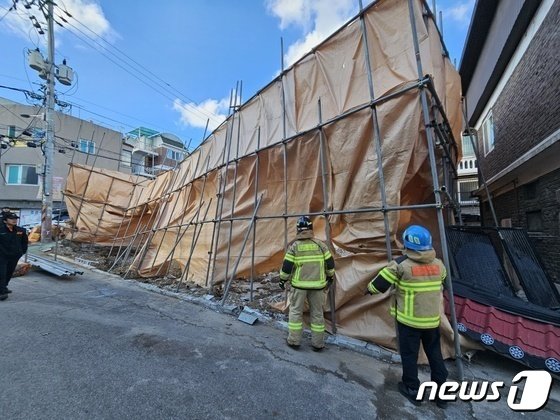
[0,223,28,258]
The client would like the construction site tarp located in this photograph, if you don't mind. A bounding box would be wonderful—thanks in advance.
[64,0,469,356]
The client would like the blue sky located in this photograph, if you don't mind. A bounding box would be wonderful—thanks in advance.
[0,0,475,150]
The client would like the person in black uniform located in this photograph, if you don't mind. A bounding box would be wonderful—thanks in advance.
[0,211,28,300]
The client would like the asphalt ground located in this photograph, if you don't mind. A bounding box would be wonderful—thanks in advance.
[1,265,558,419]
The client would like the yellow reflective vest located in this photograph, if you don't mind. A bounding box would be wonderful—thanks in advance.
[280,231,335,289]
[367,249,446,329]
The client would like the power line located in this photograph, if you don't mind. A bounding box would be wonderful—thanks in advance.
[54,3,223,125]
[49,7,222,126]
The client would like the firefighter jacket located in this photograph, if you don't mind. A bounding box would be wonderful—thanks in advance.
[367,249,446,329]
[280,231,335,290]
[0,223,28,258]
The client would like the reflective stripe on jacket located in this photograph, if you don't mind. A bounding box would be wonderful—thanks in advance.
[367,249,446,329]
[279,231,335,290]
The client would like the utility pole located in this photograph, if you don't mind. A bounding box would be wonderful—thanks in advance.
[25,1,74,242]
[41,0,55,243]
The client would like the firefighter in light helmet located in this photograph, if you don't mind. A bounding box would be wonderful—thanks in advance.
[279,216,335,351]
[366,225,449,408]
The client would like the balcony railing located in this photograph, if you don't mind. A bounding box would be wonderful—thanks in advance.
[131,165,155,178]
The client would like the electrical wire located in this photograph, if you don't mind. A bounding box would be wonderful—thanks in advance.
[6,2,223,141]
[53,3,223,125]
[53,16,222,126]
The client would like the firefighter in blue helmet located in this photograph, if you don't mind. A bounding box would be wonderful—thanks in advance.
[279,216,335,351]
[366,225,448,408]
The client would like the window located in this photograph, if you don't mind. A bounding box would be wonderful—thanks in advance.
[121,149,132,167]
[79,139,95,154]
[525,181,537,200]
[480,111,495,154]
[458,179,479,204]
[166,149,183,161]
[6,164,39,185]
[461,134,476,157]
[526,210,543,232]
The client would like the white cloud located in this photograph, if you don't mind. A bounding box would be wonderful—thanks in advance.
[267,0,359,67]
[1,0,116,46]
[266,0,311,30]
[443,1,475,24]
[172,98,228,131]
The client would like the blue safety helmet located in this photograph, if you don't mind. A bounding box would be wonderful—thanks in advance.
[296,216,313,232]
[402,225,433,251]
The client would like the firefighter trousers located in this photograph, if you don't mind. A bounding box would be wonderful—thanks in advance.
[397,321,448,391]
[287,287,326,348]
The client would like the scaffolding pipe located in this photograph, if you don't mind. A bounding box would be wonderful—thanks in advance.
[221,194,263,305]
[206,99,236,287]
[359,0,393,261]
[280,37,288,250]
[123,165,184,279]
[223,81,243,287]
[175,200,213,290]
[408,0,463,380]
[250,127,261,302]
[106,194,137,258]
[90,177,115,248]
[70,132,106,242]
[317,99,337,334]
[161,154,207,278]
[148,153,202,273]
[108,181,158,272]
[460,100,499,228]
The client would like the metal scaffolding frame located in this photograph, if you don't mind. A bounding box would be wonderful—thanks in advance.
[63,0,465,378]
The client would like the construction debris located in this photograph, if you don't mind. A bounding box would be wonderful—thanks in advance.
[26,253,83,277]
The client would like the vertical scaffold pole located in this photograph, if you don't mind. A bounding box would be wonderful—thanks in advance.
[250,126,261,302]
[280,37,289,250]
[358,0,393,260]
[223,81,243,287]
[207,90,237,287]
[317,99,337,334]
[407,0,463,380]
[221,194,263,305]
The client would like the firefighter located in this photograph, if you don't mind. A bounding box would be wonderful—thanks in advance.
[279,216,335,351]
[366,225,448,408]
[0,212,28,300]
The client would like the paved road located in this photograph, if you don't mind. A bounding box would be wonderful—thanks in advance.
[1,266,558,419]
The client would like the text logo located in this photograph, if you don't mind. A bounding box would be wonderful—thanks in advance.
[417,370,552,411]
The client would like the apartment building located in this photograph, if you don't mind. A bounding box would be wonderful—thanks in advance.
[124,127,187,178]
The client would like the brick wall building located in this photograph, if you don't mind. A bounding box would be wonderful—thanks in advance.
[460,0,560,282]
